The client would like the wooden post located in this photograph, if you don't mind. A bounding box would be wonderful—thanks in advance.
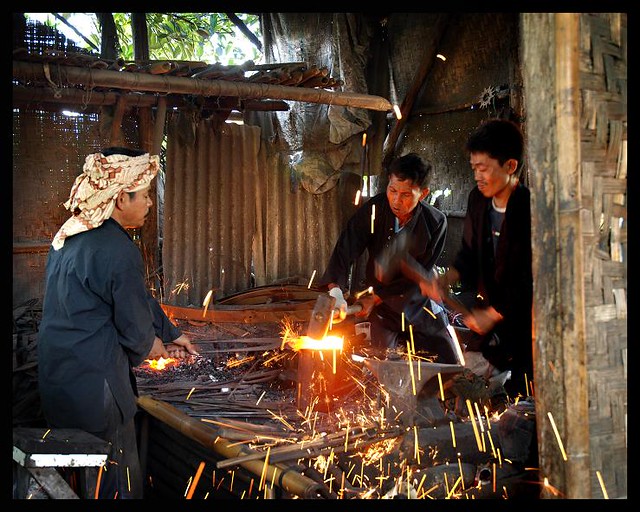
[554,12,590,499]
[522,12,591,499]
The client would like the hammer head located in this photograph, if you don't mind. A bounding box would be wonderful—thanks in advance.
[306,293,336,339]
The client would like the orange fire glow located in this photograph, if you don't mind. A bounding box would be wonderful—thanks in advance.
[144,356,177,370]
[288,335,344,351]
[280,320,344,352]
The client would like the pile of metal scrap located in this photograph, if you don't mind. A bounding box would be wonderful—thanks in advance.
[135,309,540,500]
[11,285,540,499]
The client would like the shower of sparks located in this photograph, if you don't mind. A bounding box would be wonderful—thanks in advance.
[371,204,376,233]
[186,461,206,499]
[449,421,457,448]
[94,465,104,499]
[547,411,568,460]
[354,286,373,299]
[406,341,417,396]
[408,325,420,379]
[134,311,553,501]
[172,279,189,296]
[474,402,485,433]
[202,289,213,318]
[308,270,317,288]
[448,325,466,366]
[484,405,492,429]
[457,457,465,491]
[422,306,436,319]
[596,470,609,499]
[438,372,445,401]
[259,446,271,490]
[542,477,563,497]
[466,399,483,452]
[413,426,421,464]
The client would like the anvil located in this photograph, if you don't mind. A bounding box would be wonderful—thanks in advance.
[363,358,464,427]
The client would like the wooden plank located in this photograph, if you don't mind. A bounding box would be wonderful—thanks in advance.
[26,467,79,499]
[161,302,314,324]
[13,428,110,458]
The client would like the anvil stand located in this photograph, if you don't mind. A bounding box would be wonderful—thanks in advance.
[363,359,464,427]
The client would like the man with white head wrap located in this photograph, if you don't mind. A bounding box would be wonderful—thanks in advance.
[38,147,198,499]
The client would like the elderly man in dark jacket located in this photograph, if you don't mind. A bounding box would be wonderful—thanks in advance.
[318,153,462,364]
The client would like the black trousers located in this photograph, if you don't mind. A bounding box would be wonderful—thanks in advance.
[88,380,144,499]
[369,304,460,364]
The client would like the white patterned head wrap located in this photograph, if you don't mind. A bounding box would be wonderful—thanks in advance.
[52,151,159,250]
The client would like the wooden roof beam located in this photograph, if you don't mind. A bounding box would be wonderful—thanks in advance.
[13,60,392,112]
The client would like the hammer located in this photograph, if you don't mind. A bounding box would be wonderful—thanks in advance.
[373,229,472,318]
[306,293,363,340]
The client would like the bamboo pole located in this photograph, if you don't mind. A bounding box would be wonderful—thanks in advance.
[153,96,167,155]
[13,61,392,112]
[12,84,291,113]
[136,395,327,499]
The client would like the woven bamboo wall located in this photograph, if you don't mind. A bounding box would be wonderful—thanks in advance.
[579,13,627,499]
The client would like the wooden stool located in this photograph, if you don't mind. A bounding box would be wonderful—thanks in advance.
[13,427,110,499]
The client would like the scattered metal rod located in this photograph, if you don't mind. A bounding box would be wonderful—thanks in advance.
[193,344,282,354]
[186,337,282,344]
[292,463,339,499]
[216,427,402,469]
[137,395,329,499]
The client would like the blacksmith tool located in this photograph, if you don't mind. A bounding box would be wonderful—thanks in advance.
[363,358,464,427]
[305,293,362,340]
[374,229,472,318]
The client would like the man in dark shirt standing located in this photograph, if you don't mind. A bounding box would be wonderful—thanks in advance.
[37,147,198,499]
[424,119,533,398]
[318,153,462,364]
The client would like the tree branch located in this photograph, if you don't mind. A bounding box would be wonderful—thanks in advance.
[52,13,99,52]
[225,13,262,52]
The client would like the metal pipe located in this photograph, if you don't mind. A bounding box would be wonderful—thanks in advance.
[137,395,328,499]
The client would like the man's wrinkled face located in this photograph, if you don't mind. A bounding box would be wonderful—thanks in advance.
[120,186,153,228]
[386,174,428,225]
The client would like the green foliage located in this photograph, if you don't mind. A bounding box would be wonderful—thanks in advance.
[29,12,262,64]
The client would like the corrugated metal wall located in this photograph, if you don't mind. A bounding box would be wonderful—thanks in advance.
[162,114,347,307]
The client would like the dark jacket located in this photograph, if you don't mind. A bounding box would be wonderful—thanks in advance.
[319,192,447,328]
[453,184,533,373]
[37,218,181,432]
